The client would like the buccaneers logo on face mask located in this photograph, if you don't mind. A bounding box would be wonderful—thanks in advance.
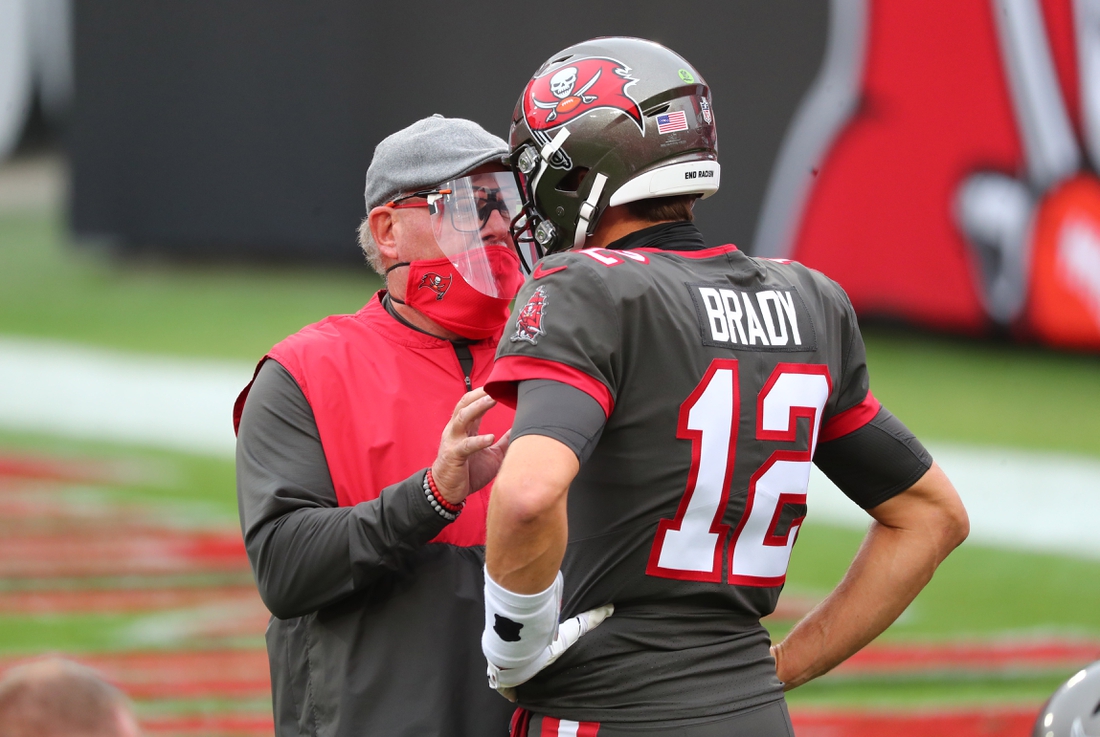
[522,57,644,135]
[511,286,548,345]
[417,272,452,300]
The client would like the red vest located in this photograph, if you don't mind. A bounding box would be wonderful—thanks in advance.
[234,293,513,547]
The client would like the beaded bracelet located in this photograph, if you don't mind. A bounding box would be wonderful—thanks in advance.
[422,470,462,522]
[426,468,464,514]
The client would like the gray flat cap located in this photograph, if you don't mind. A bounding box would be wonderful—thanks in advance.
[363,114,510,212]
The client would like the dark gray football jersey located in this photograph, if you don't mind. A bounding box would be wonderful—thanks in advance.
[486,225,888,725]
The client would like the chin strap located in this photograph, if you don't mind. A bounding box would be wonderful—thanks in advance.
[572,173,608,250]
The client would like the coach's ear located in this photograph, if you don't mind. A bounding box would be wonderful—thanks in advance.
[369,206,399,262]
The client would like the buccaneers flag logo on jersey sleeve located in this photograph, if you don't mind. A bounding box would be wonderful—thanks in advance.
[511,286,548,345]
[522,57,644,134]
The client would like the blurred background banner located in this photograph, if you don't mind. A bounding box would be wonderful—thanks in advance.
[755,0,1100,351]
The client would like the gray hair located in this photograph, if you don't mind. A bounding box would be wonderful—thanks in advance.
[357,217,384,276]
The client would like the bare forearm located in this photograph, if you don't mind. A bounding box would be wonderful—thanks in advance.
[486,498,567,593]
[773,521,938,688]
[774,462,968,689]
[485,435,579,594]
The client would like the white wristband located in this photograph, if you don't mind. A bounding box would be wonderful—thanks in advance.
[482,569,562,672]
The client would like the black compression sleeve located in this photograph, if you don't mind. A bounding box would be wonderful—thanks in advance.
[513,380,607,463]
[813,406,933,509]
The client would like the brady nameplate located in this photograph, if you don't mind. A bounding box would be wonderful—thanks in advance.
[688,283,817,352]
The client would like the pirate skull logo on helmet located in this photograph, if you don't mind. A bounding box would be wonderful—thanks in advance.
[550,68,578,99]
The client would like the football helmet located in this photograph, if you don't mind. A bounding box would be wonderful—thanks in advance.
[508,36,719,263]
[1033,660,1100,737]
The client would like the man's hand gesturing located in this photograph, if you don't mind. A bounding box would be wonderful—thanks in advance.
[431,388,511,506]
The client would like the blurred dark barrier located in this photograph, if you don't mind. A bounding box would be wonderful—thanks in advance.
[69,1,826,262]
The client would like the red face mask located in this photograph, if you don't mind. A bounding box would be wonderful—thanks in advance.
[387,245,525,340]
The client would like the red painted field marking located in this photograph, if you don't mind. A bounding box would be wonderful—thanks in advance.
[790,707,1038,737]
[139,714,274,737]
[0,529,248,577]
[0,453,248,578]
[836,640,1100,674]
[0,585,263,614]
[0,454,123,485]
[0,650,272,699]
[0,448,272,728]
[0,495,154,539]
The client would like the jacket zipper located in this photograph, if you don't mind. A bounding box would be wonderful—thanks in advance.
[452,342,474,392]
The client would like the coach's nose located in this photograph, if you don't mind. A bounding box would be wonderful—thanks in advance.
[482,207,512,246]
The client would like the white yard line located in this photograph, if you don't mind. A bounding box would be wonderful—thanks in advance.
[810,446,1100,559]
[0,334,1098,559]
[0,335,251,457]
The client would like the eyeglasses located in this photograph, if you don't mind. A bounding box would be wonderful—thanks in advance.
[461,187,514,232]
[385,189,451,209]
[386,187,512,232]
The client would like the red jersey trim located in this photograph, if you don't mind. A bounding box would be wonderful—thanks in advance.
[819,391,882,442]
[634,243,739,259]
[485,355,614,418]
[509,709,532,737]
[541,716,601,736]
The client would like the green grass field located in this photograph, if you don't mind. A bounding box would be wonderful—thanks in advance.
[3,208,1099,717]
[0,211,379,360]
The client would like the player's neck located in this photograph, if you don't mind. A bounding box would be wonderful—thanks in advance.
[583,205,675,250]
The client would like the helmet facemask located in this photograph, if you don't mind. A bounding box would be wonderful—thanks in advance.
[509,130,613,270]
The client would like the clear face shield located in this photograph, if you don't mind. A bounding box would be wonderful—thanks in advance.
[425,171,526,298]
